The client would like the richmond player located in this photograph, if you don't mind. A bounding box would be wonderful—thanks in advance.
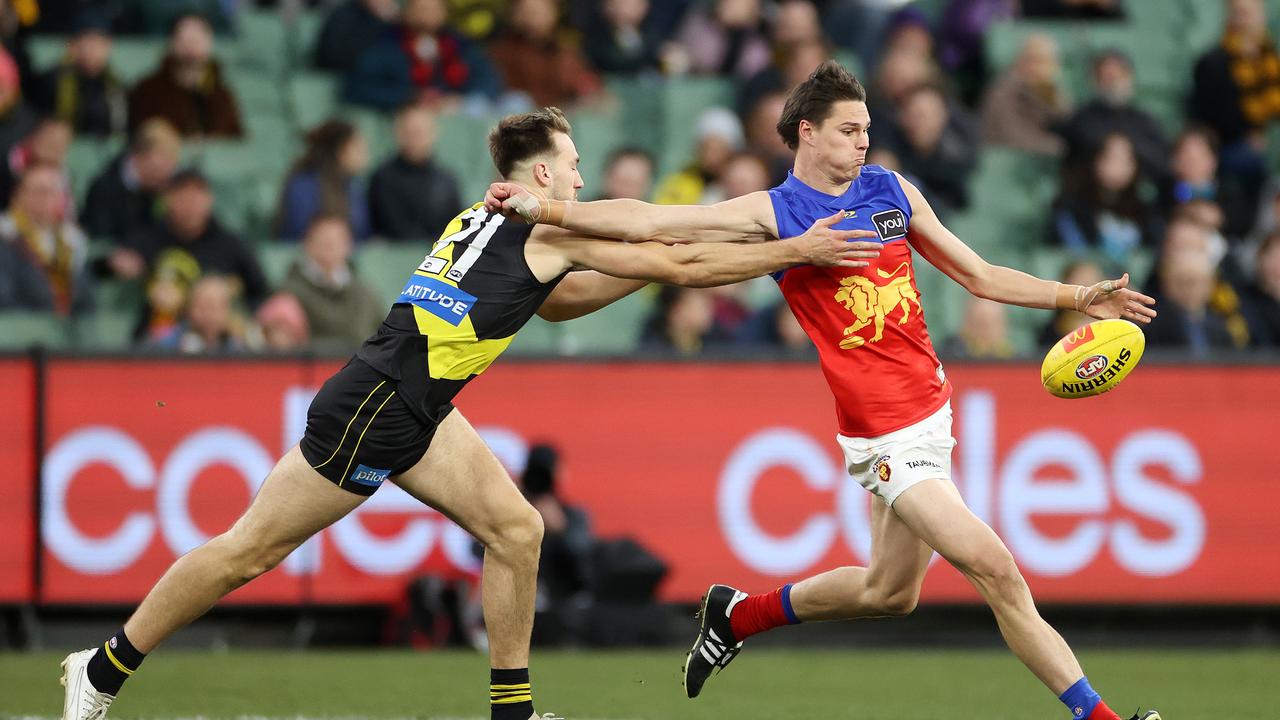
[58,108,882,720]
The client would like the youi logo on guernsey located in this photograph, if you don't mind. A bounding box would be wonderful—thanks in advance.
[397,274,477,326]
[870,208,907,241]
[349,464,391,488]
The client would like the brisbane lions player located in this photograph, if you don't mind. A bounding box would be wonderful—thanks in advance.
[487,61,1160,720]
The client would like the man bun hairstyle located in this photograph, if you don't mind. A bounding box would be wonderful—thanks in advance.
[488,107,573,178]
[776,60,866,151]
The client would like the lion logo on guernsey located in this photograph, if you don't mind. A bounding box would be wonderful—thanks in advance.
[834,262,921,349]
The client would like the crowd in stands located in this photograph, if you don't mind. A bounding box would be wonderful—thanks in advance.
[0,0,1279,360]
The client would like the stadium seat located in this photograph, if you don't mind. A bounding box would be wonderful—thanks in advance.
[657,77,735,178]
[288,72,341,131]
[434,112,499,203]
[555,289,653,355]
[0,312,72,350]
[231,8,288,77]
[110,39,167,84]
[258,243,300,286]
[354,242,424,309]
[506,315,561,355]
[602,75,665,158]
[227,72,288,121]
[67,138,124,202]
[342,107,396,167]
[566,108,623,197]
[286,10,327,70]
[73,310,136,350]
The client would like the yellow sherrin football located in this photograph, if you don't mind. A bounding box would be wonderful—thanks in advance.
[1041,318,1146,399]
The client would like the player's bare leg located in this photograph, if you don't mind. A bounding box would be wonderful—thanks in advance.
[124,447,366,650]
[60,447,367,719]
[892,478,1150,719]
[390,409,546,720]
[684,495,933,698]
[786,497,934,620]
[891,478,1081,690]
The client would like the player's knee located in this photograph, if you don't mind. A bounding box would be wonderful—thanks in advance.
[485,504,544,561]
[867,585,919,617]
[217,530,294,587]
[967,550,1025,602]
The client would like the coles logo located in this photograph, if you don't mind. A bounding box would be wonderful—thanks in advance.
[1075,354,1109,380]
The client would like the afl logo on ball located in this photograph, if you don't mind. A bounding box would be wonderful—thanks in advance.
[874,455,892,482]
[1075,354,1109,380]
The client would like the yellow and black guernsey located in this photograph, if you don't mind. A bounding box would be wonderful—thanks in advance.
[358,203,569,422]
[299,204,565,495]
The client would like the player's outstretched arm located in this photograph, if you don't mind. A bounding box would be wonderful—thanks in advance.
[526,212,879,288]
[898,173,1157,324]
[485,182,779,245]
[536,272,649,322]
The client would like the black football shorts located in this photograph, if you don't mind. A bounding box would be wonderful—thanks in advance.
[299,358,442,496]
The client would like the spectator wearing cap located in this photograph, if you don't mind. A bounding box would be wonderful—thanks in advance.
[980,33,1071,156]
[147,274,247,354]
[489,0,601,109]
[277,120,371,242]
[0,118,73,214]
[123,169,268,307]
[653,107,743,205]
[280,215,385,350]
[84,118,181,245]
[0,164,93,314]
[368,106,461,240]
[254,292,311,353]
[1190,0,1280,191]
[0,47,37,177]
[128,13,244,138]
[583,0,663,76]
[1056,49,1170,184]
[879,6,934,62]
[315,0,398,73]
[31,12,126,137]
[666,0,771,79]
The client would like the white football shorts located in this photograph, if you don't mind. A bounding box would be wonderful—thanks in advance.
[836,401,956,507]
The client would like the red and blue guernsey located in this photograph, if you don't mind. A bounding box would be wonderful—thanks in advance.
[768,165,951,437]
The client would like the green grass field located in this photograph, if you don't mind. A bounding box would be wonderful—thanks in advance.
[2,648,1275,719]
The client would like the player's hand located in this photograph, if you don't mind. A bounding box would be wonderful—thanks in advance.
[1079,273,1157,324]
[790,211,881,268]
[485,182,533,217]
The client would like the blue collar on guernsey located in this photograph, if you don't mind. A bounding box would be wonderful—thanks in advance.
[780,170,861,208]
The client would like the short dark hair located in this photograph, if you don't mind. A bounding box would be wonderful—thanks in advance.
[488,107,573,177]
[777,60,866,151]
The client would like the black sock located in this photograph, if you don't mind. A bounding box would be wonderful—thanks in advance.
[490,667,533,720]
[85,629,146,696]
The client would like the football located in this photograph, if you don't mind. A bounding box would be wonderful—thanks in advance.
[1040,319,1146,399]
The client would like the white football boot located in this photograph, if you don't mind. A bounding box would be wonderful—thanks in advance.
[60,649,116,720]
